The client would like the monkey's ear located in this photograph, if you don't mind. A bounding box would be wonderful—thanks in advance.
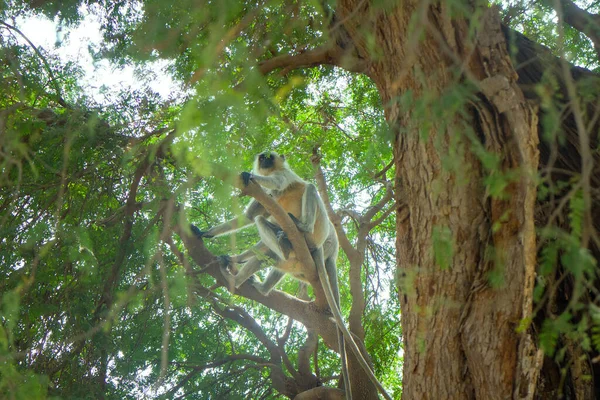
[281,154,285,160]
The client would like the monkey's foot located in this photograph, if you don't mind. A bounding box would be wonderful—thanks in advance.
[190,224,214,239]
[218,256,236,292]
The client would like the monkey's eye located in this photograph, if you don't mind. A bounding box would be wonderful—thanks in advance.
[259,154,265,160]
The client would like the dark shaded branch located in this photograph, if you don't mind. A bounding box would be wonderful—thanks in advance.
[368,205,395,230]
[275,318,303,382]
[163,355,269,399]
[298,331,318,377]
[338,208,362,223]
[373,158,395,180]
[214,303,279,357]
[297,284,319,378]
[259,46,333,75]
[294,386,345,400]
[94,157,151,317]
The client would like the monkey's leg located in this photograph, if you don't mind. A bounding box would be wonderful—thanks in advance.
[252,267,285,296]
[199,199,268,238]
[220,255,268,292]
[228,240,271,264]
[299,183,326,233]
[255,215,287,260]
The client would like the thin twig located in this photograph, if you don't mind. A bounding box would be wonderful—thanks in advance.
[0,20,68,107]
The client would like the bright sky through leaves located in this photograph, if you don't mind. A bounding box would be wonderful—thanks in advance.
[17,8,179,103]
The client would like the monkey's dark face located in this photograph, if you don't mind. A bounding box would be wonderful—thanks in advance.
[256,152,284,174]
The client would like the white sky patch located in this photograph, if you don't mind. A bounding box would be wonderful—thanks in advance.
[15,11,180,103]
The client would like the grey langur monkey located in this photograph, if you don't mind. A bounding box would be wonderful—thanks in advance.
[191,151,391,400]
[192,151,334,294]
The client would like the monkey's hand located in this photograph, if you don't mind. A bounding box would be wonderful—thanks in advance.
[240,171,253,186]
[218,255,236,292]
[288,213,310,233]
[190,224,214,239]
[276,230,293,260]
[218,255,231,266]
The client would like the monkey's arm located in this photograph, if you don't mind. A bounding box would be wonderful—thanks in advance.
[298,184,324,233]
[192,200,268,238]
[246,173,289,191]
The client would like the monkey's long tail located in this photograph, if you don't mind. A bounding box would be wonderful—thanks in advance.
[316,258,393,400]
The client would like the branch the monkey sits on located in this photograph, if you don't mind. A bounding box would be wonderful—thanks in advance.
[191,151,391,400]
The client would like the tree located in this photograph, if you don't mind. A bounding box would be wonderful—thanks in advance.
[1,0,599,399]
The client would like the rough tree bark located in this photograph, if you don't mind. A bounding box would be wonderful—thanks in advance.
[332,2,542,399]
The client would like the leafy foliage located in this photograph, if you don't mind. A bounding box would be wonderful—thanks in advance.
[0,2,399,399]
[2,0,600,398]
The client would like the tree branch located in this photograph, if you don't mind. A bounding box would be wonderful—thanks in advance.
[259,43,368,76]
[174,215,340,350]
[164,354,269,399]
[337,208,362,223]
[362,182,394,224]
[367,205,395,231]
[373,158,395,180]
[277,318,302,381]
[549,0,600,59]
[214,302,280,357]
[0,20,68,107]
[259,46,333,75]
[94,156,151,317]
[294,386,345,400]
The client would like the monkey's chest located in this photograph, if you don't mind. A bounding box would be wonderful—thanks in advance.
[274,183,305,218]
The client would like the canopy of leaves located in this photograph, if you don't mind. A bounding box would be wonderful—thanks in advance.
[1,1,398,399]
[2,0,600,398]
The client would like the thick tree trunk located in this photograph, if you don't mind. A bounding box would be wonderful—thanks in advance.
[337,2,542,399]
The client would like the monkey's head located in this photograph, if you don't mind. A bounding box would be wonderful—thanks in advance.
[254,151,286,175]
